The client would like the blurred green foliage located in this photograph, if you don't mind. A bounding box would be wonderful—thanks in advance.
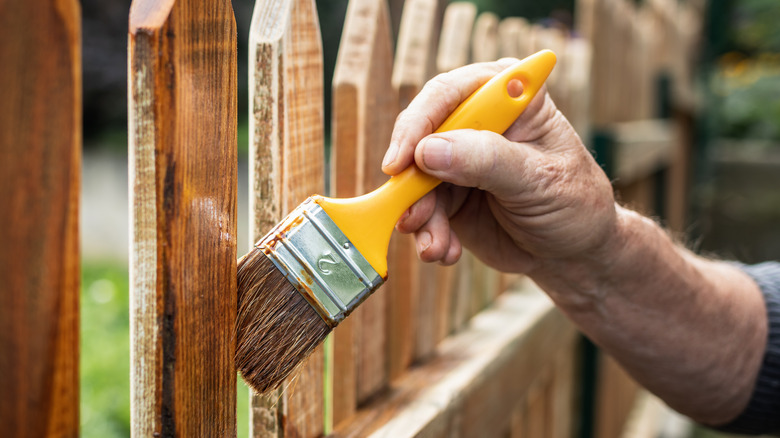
[711,53,780,141]
[469,0,573,20]
[706,0,780,143]
[80,263,251,437]
[238,118,250,157]
[80,264,131,437]
[733,0,780,52]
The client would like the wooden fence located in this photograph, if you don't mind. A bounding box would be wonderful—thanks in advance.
[0,0,703,437]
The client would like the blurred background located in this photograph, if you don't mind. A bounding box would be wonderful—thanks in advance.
[78,0,780,436]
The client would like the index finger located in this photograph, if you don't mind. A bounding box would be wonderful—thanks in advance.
[382,59,519,176]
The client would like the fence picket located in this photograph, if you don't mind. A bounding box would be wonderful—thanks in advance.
[471,12,500,63]
[435,2,477,336]
[0,1,81,436]
[128,0,238,436]
[331,0,398,421]
[436,2,477,74]
[247,0,326,436]
[392,0,448,363]
[246,1,290,433]
[498,17,532,60]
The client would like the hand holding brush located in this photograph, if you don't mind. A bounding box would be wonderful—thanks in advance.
[377,42,777,431]
[236,50,557,394]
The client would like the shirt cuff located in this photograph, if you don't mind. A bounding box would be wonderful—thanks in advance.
[715,262,780,435]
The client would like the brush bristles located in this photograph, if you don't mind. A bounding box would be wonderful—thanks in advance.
[236,248,332,394]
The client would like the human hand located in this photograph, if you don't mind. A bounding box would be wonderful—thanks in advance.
[382,59,618,274]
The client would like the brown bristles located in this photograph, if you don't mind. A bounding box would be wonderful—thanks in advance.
[236,248,332,394]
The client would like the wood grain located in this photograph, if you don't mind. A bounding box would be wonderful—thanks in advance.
[550,336,577,438]
[498,17,532,60]
[279,0,327,414]
[602,0,620,125]
[619,1,637,122]
[434,262,456,342]
[331,281,578,438]
[634,6,655,121]
[247,1,291,435]
[595,354,640,438]
[668,5,700,234]
[530,26,568,115]
[391,0,447,363]
[666,112,693,233]
[469,255,487,318]
[471,12,499,63]
[331,61,358,426]
[247,0,326,436]
[332,0,399,412]
[562,37,592,142]
[434,1,476,338]
[128,0,238,436]
[508,397,527,438]
[576,0,609,126]
[451,250,474,332]
[524,379,547,438]
[470,257,500,318]
[393,0,447,109]
[618,391,671,438]
[386,230,419,381]
[611,119,675,185]
[0,1,81,436]
[435,2,476,74]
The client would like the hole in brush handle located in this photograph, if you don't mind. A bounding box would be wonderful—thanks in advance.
[507,78,525,98]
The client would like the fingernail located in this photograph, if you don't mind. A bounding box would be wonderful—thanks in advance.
[418,231,432,254]
[422,137,452,170]
[399,209,410,223]
[382,142,399,168]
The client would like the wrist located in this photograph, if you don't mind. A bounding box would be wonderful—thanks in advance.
[529,205,641,312]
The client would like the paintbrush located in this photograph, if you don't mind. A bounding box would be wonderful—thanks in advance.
[236,50,557,394]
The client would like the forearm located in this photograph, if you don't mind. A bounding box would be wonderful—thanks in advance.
[530,206,767,425]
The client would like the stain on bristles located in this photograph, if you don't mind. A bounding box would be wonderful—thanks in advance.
[235,249,331,394]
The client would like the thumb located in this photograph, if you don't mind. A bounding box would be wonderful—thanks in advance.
[414,130,542,195]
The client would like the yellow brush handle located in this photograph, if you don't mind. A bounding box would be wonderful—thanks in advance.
[316,50,557,277]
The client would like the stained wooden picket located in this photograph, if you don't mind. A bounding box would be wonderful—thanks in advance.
[0,1,81,436]
[128,0,238,436]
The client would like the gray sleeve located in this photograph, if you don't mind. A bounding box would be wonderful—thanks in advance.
[715,262,780,435]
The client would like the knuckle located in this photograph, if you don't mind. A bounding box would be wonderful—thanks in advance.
[462,133,501,190]
[423,75,463,116]
[395,106,418,125]
[497,56,520,64]
[426,72,452,90]
[394,108,407,125]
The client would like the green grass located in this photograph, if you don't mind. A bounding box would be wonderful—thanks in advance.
[80,263,131,437]
[80,262,250,437]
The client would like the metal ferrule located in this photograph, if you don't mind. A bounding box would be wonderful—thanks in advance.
[256,198,383,328]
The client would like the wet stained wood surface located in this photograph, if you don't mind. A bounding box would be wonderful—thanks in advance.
[128,0,238,435]
[0,0,81,436]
